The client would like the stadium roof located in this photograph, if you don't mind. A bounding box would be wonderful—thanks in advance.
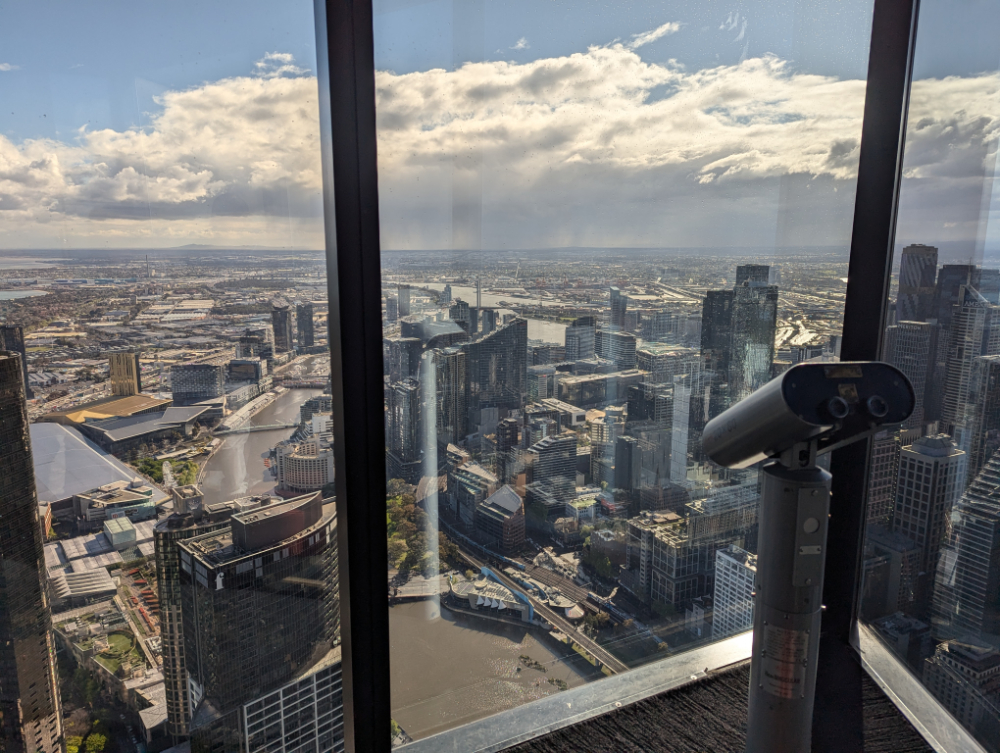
[30,423,168,506]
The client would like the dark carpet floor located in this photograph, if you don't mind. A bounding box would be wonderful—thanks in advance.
[503,661,933,753]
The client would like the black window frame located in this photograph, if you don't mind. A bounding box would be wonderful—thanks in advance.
[314,0,986,751]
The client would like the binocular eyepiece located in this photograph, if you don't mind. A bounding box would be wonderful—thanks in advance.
[702,361,915,469]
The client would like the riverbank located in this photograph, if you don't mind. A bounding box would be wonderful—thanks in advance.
[217,387,286,431]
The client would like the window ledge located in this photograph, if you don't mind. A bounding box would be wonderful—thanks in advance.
[857,623,988,753]
[397,631,752,753]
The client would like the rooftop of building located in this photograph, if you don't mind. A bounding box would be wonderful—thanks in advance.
[181,497,333,567]
[718,544,757,570]
[77,479,156,505]
[905,434,964,457]
[482,485,522,515]
[79,405,208,442]
[29,423,169,506]
[935,641,1000,671]
[40,393,173,424]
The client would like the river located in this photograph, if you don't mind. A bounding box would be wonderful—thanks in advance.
[390,601,596,740]
[421,283,568,344]
[199,387,324,506]
[199,382,594,741]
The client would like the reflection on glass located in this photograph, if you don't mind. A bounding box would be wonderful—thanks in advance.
[376,0,875,743]
[860,1,1000,749]
[1,4,341,752]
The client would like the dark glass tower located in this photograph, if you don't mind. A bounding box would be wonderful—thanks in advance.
[0,326,32,399]
[735,264,770,286]
[463,318,528,434]
[897,244,938,321]
[0,352,62,753]
[271,304,294,353]
[180,493,341,752]
[297,302,316,347]
[729,283,779,402]
[155,486,241,741]
[610,287,627,329]
[700,289,734,376]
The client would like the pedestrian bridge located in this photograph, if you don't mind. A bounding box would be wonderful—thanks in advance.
[215,422,298,435]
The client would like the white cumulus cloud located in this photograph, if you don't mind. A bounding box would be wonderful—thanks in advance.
[0,63,20,72]
[511,37,529,51]
[0,46,997,251]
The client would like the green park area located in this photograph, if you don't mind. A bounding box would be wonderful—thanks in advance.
[132,458,198,485]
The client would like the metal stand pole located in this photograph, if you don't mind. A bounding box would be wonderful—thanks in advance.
[746,455,831,753]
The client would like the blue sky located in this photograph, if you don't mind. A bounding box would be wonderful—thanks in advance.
[0,0,999,251]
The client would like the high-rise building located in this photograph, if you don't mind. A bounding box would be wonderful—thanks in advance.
[934,264,977,331]
[525,432,578,522]
[481,308,499,335]
[0,325,32,399]
[385,336,422,383]
[109,351,143,397]
[432,347,467,446]
[463,319,528,434]
[867,430,900,526]
[238,331,273,361]
[885,320,938,430]
[527,365,558,400]
[440,284,452,305]
[387,378,422,482]
[564,316,596,361]
[155,485,243,740]
[179,493,341,753]
[713,544,757,638]
[897,244,938,322]
[398,284,412,317]
[595,329,637,370]
[963,355,1000,484]
[941,285,993,435]
[495,417,519,484]
[449,299,472,334]
[385,296,398,323]
[271,304,294,353]
[923,642,1000,749]
[275,439,336,493]
[700,289,735,377]
[0,352,62,753]
[892,435,965,615]
[297,302,316,347]
[636,344,701,386]
[614,435,641,493]
[610,287,628,329]
[735,264,770,286]
[171,363,226,406]
[932,451,1000,640]
[729,283,778,401]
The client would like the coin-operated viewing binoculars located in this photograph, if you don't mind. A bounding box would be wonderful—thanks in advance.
[702,362,915,753]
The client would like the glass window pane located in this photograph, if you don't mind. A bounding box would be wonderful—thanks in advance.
[859,2,1000,749]
[375,0,875,743]
[1,4,342,752]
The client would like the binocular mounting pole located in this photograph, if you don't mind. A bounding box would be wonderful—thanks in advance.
[746,440,831,753]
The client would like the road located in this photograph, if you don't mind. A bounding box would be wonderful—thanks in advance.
[457,549,630,674]
[414,473,629,673]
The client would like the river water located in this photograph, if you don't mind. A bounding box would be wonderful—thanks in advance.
[390,601,595,740]
[421,283,568,344]
[199,387,323,506]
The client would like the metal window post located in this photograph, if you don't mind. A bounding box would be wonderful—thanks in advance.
[315,0,392,751]
[815,1,920,750]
